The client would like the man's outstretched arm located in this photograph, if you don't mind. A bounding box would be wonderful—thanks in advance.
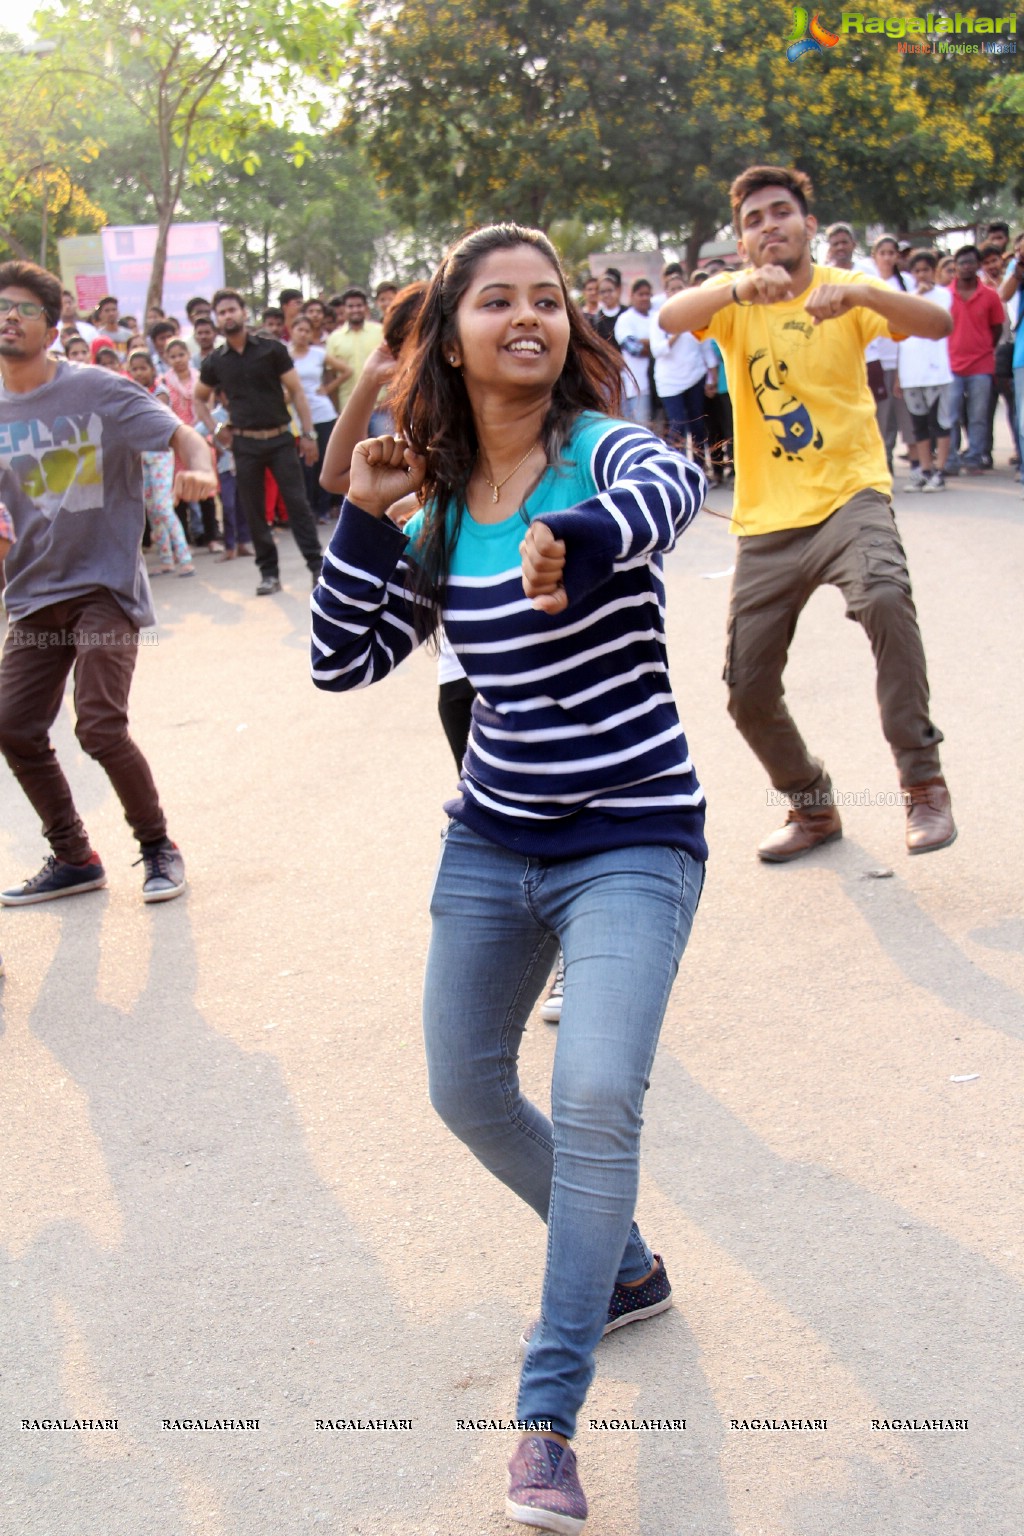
[806,282,952,338]
[658,267,805,335]
[170,423,218,503]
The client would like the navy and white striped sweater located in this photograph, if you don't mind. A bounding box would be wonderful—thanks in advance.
[311,413,708,862]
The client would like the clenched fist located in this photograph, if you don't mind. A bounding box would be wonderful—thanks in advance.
[520,520,567,614]
[349,435,427,520]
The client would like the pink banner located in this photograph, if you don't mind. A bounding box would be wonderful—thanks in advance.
[100,223,225,325]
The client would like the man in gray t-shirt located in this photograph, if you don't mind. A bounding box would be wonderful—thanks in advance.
[0,260,216,907]
[1,361,179,628]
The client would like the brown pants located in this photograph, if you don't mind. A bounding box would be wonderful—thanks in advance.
[724,490,943,803]
[0,589,167,864]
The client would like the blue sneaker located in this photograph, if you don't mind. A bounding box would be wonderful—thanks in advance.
[1,852,107,906]
[135,839,186,904]
[506,1435,587,1535]
[520,1255,672,1351]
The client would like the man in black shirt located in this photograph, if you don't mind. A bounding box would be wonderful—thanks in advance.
[195,289,322,595]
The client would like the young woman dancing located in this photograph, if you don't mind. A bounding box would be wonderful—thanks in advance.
[311,224,707,1534]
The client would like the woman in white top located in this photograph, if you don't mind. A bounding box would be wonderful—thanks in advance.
[650,268,717,466]
[866,234,919,476]
[289,314,338,522]
[613,277,653,422]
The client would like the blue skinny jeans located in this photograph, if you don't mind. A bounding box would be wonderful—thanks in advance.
[423,819,704,1438]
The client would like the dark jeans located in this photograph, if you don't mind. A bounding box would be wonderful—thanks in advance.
[175,496,219,545]
[662,381,708,462]
[233,432,322,579]
[218,471,248,551]
[724,490,944,798]
[0,589,167,864]
[303,420,339,522]
[705,390,734,475]
[985,370,1018,461]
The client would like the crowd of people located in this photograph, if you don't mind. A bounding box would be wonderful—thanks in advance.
[580,215,1022,492]
[46,281,401,592]
[26,208,1024,599]
[0,162,1011,1530]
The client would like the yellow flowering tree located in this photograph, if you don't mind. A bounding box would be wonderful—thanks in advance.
[0,33,105,264]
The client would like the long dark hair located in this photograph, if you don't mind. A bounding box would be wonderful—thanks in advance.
[382,281,428,356]
[388,224,623,638]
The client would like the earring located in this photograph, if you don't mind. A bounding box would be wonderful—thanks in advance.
[449,355,458,366]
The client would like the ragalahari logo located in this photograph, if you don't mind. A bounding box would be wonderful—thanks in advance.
[787,8,841,60]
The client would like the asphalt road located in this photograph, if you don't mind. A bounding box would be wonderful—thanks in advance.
[1,456,1022,1536]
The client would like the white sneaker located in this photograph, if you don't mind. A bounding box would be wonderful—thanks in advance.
[905,468,928,492]
[540,953,564,1023]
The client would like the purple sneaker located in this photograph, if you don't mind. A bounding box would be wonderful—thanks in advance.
[520,1255,672,1351]
[506,1435,587,1534]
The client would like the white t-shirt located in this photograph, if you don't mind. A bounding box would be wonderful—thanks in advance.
[649,326,714,397]
[865,270,908,369]
[613,308,652,399]
[437,626,467,685]
[288,345,336,425]
[896,285,953,388]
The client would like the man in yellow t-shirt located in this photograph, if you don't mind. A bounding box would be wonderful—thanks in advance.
[324,287,383,415]
[659,165,956,861]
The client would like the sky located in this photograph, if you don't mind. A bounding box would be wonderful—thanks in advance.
[6,1,40,41]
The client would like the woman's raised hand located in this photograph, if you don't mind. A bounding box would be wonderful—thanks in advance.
[364,342,398,387]
[349,435,427,519]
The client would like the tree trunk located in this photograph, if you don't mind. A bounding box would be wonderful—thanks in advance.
[146,203,173,315]
[39,180,49,268]
[686,220,713,276]
[0,224,33,262]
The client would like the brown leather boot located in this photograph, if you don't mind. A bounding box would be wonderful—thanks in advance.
[905,776,956,854]
[757,804,842,863]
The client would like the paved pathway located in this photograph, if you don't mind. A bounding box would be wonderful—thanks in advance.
[1,461,1021,1535]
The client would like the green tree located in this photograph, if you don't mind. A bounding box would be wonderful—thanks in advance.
[178,129,389,300]
[29,0,355,309]
[346,0,1019,265]
[345,0,619,232]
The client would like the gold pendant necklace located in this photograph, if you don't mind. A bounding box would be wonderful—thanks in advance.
[479,442,541,503]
